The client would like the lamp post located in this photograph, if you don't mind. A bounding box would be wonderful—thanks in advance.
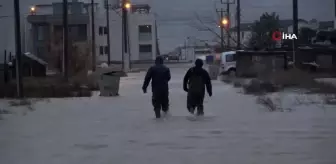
[121,0,131,71]
[104,0,111,65]
[62,0,69,81]
[13,0,23,98]
[91,0,96,71]
[293,0,298,64]
[236,0,241,50]
[221,17,229,49]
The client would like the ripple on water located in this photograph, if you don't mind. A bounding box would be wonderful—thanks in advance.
[167,146,196,150]
[184,135,206,139]
[73,144,108,150]
[145,142,178,147]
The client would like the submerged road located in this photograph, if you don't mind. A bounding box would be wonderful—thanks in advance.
[1,64,336,164]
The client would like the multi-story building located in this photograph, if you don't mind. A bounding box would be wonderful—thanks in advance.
[26,0,92,70]
[95,3,158,63]
[25,0,158,67]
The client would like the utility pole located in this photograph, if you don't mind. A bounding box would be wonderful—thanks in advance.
[334,0,336,28]
[220,0,234,49]
[220,10,224,50]
[91,0,96,71]
[236,0,241,50]
[216,8,225,51]
[14,0,23,98]
[122,0,131,72]
[105,0,111,65]
[293,0,298,63]
[226,2,230,49]
[63,0,69,81]
[293,0,298,47]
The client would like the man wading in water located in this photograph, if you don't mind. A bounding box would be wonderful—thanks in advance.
[142,56,171,118]
[183,59,212,116]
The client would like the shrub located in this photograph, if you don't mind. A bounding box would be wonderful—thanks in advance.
[243,79,280,95]
[242,68,336,95]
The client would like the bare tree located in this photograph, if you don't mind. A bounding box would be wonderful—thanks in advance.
[48,31,91,77]
[191,13,222,44]
[190,12,248,49]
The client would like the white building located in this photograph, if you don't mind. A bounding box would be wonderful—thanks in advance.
[3,0,158,66]
[94,2,158,63]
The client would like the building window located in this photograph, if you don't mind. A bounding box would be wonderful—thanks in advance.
[77,24,87,41]
[69,24,87,41]
[36,46,45,58]
[37,26,46,41]
[99,26,103,35]
[104,46,109,55]
[104,27,108,34]
[139,44,152,53]
[139,25,152,33]
[99,46,104,55]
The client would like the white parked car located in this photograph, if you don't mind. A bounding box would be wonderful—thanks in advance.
[219,50,243,76]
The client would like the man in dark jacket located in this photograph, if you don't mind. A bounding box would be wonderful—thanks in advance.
[183,59,212,116]
[142,56,171,118]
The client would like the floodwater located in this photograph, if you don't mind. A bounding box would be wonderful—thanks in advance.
[0,65,336,164]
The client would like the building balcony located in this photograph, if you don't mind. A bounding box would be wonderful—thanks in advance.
[27,14,90,25]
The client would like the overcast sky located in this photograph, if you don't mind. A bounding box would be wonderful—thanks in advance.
[0,0,334,54]
[0,0,334,22]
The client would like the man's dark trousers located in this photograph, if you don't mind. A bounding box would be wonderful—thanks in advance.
[152,91,169,118]
[187,92,204,115]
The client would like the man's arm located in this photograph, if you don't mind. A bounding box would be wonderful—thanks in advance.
[166,68,171,82]
[183,68,192,92]
[142,67,153,90]
[203,69,212,96]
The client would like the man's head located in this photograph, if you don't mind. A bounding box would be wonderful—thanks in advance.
[155,56,164,65]
[195,59,203,68]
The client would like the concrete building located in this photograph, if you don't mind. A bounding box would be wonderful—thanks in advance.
[25,0,158,68]
[94,3,158,63]
[26,0,92,70]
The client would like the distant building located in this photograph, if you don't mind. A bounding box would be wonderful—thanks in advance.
[94,3,158,63]
[25,0,158,67]
[181,37,216,61]
[26,0,92,70]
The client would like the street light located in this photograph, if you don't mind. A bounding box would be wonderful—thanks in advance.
[14,0,23,98]
[221,18,228,26]
[30,6,36,12]
[124,2,131,9]
[30,6,36,15]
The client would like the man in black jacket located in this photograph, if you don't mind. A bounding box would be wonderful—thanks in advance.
[142,56,171,118]
[183,59,212,116]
